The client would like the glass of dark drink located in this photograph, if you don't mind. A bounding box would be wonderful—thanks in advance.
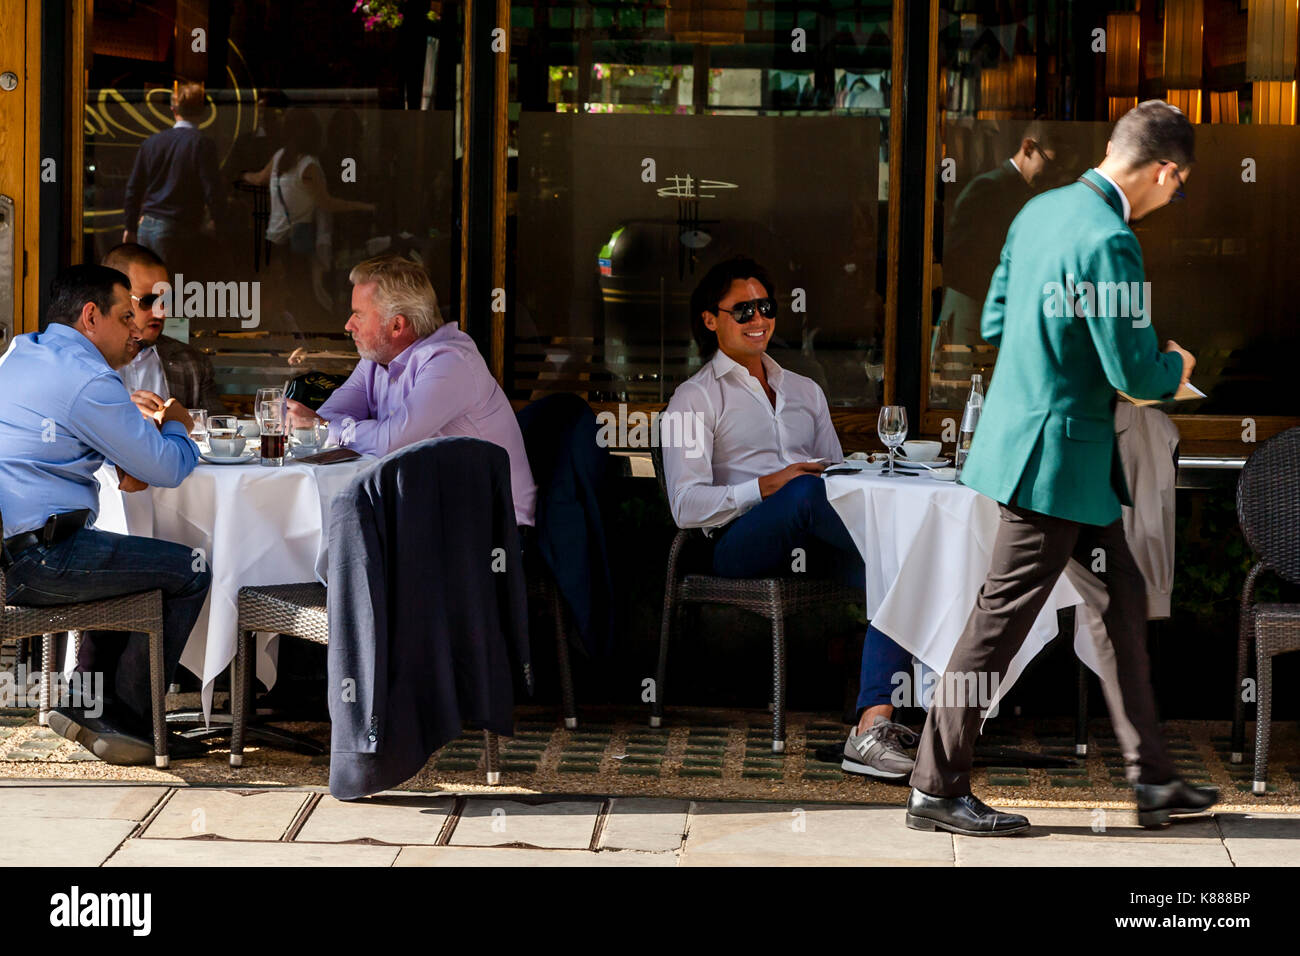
[257,398,286,466]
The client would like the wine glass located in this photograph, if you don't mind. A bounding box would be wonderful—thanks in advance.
[877,405,908,477]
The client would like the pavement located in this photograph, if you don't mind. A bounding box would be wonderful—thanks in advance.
[2,781,1297,866]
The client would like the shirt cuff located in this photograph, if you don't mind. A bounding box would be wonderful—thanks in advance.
[734,478,763,514]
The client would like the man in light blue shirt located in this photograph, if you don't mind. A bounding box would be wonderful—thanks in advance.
[0,265,210,765]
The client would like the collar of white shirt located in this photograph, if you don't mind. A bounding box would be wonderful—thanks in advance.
[708,348,785,394]
[1091,166,1132,223]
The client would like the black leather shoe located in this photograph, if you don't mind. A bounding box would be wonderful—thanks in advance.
[905,787,1030,836]
[1134,778,1219,828]
[47,709,156,766]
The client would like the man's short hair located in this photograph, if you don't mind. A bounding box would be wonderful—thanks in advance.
[47,264,130,327]
[1020,120,1058,154]
[348,254,444,338]
[102,242,166,275]
[689,256,777,360]
[172,81,206,120]
[1109,99,1195,171]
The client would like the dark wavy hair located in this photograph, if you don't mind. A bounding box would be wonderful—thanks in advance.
[689,256,776,360]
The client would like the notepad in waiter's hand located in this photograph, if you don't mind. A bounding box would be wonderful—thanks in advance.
[1118,382,1205,407]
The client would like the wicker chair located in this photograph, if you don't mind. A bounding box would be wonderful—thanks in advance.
[0,509,170,767]
[649,445,864,752]
[230,582,503,783]
[1229,427,1300,793]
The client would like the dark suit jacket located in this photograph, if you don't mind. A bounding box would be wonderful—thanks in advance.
[154,334,225,415]
[327,437,532,800]
[516,394,614,657]
[942,160,1033,302]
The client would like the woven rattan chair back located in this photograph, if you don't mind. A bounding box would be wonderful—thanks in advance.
[1237,427,1300,585]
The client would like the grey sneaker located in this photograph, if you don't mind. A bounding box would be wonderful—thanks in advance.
[842,716,917,779]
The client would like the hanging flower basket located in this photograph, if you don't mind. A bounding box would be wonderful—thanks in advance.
[352,1,441,31]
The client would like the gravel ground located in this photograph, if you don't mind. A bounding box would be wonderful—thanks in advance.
[1,704,1296,811]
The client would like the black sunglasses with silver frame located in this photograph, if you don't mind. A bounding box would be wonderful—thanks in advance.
[717,297,778,323]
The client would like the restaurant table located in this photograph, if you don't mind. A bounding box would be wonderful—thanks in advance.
[95,454,373,721]
[822,464,1107,718]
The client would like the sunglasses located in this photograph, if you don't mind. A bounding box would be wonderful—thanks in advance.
[717,297,778,323]
[131,292,164,314]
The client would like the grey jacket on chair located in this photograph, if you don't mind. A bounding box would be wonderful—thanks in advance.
[326,436,532,800]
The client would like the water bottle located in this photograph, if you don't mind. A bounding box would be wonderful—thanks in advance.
[955,373,984,474]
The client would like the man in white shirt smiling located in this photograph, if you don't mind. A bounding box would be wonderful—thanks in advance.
[662,256,916,779]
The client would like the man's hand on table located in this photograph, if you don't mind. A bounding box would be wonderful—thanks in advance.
[1164,339,1196,385]
[115,465,149,493]
[154,398,195,435]
[285,398,325,429]
[759,461,826,499]
[130,390,167,420]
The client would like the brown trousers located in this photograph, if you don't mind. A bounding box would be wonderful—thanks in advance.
[910,503,1175,797]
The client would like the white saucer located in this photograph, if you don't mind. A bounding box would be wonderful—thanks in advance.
[925,467,959,481]
[895,457,952,468]
[200,451,257,465]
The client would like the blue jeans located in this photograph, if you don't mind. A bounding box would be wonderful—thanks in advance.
[135,215,183,268]
[708,475,912,713]
[3,528,211,729]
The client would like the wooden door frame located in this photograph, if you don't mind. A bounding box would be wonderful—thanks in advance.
[0,0,43,336]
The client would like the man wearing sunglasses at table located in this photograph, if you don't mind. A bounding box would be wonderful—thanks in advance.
[0,265,210,764]
[662,256,918,780]
[101,243,226,419]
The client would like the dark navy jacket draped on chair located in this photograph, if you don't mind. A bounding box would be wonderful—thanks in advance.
[516,394,614,658]
[326,437,532,800]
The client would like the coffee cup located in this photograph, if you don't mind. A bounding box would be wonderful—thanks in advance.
[209,436,247,458]
[237,419,260,439]
[902,440,942,461]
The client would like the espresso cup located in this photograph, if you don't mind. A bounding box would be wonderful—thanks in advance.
[902,439,942,461]
[209,436,247,458]
[237,419,260,438]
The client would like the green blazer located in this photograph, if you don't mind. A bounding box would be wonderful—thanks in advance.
[961,169,1184,527]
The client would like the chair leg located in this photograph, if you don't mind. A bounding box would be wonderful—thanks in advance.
[650,596,674,730]
[39,633,55,726]
[1075,659,1089,756]
[1231,568,1262,763]
[1252,645,1272,796]
[230,631,253,768]
[484,730,501,786]
[552,587,578,730]
[149,627,169,769]
[771,607,786,754]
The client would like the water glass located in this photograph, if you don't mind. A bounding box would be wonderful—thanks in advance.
[877,405,908,477]
[187,409,208,447]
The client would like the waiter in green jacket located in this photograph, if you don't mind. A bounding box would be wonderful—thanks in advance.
[907,101,1218,836]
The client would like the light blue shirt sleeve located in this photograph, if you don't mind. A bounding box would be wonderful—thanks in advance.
[66,373,199,487]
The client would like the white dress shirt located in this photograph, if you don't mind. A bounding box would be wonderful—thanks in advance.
[119,345,170,400]
[1091,166,1132,222]
[662,349,843,530]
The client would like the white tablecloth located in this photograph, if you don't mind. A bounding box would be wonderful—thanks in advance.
[95,457,372,719]
[823,469,1095,717]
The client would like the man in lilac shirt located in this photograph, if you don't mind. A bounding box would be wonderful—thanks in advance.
[287,254,536,527]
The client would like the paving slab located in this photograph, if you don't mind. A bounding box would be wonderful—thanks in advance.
[0,785,168,821]
[106,838,397,867]
[681,802,953,865]
[396,846,676,867]
[1015,807,1222,841]
[954,834,1233,866]
[0,815,135,867]
[599,798,689,852]
[295,795,454,845]
[142,789,310,841]
[450,799,602,849]
[1217,812,1300,866]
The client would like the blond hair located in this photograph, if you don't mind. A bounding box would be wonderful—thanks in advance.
[348,254,444,338]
